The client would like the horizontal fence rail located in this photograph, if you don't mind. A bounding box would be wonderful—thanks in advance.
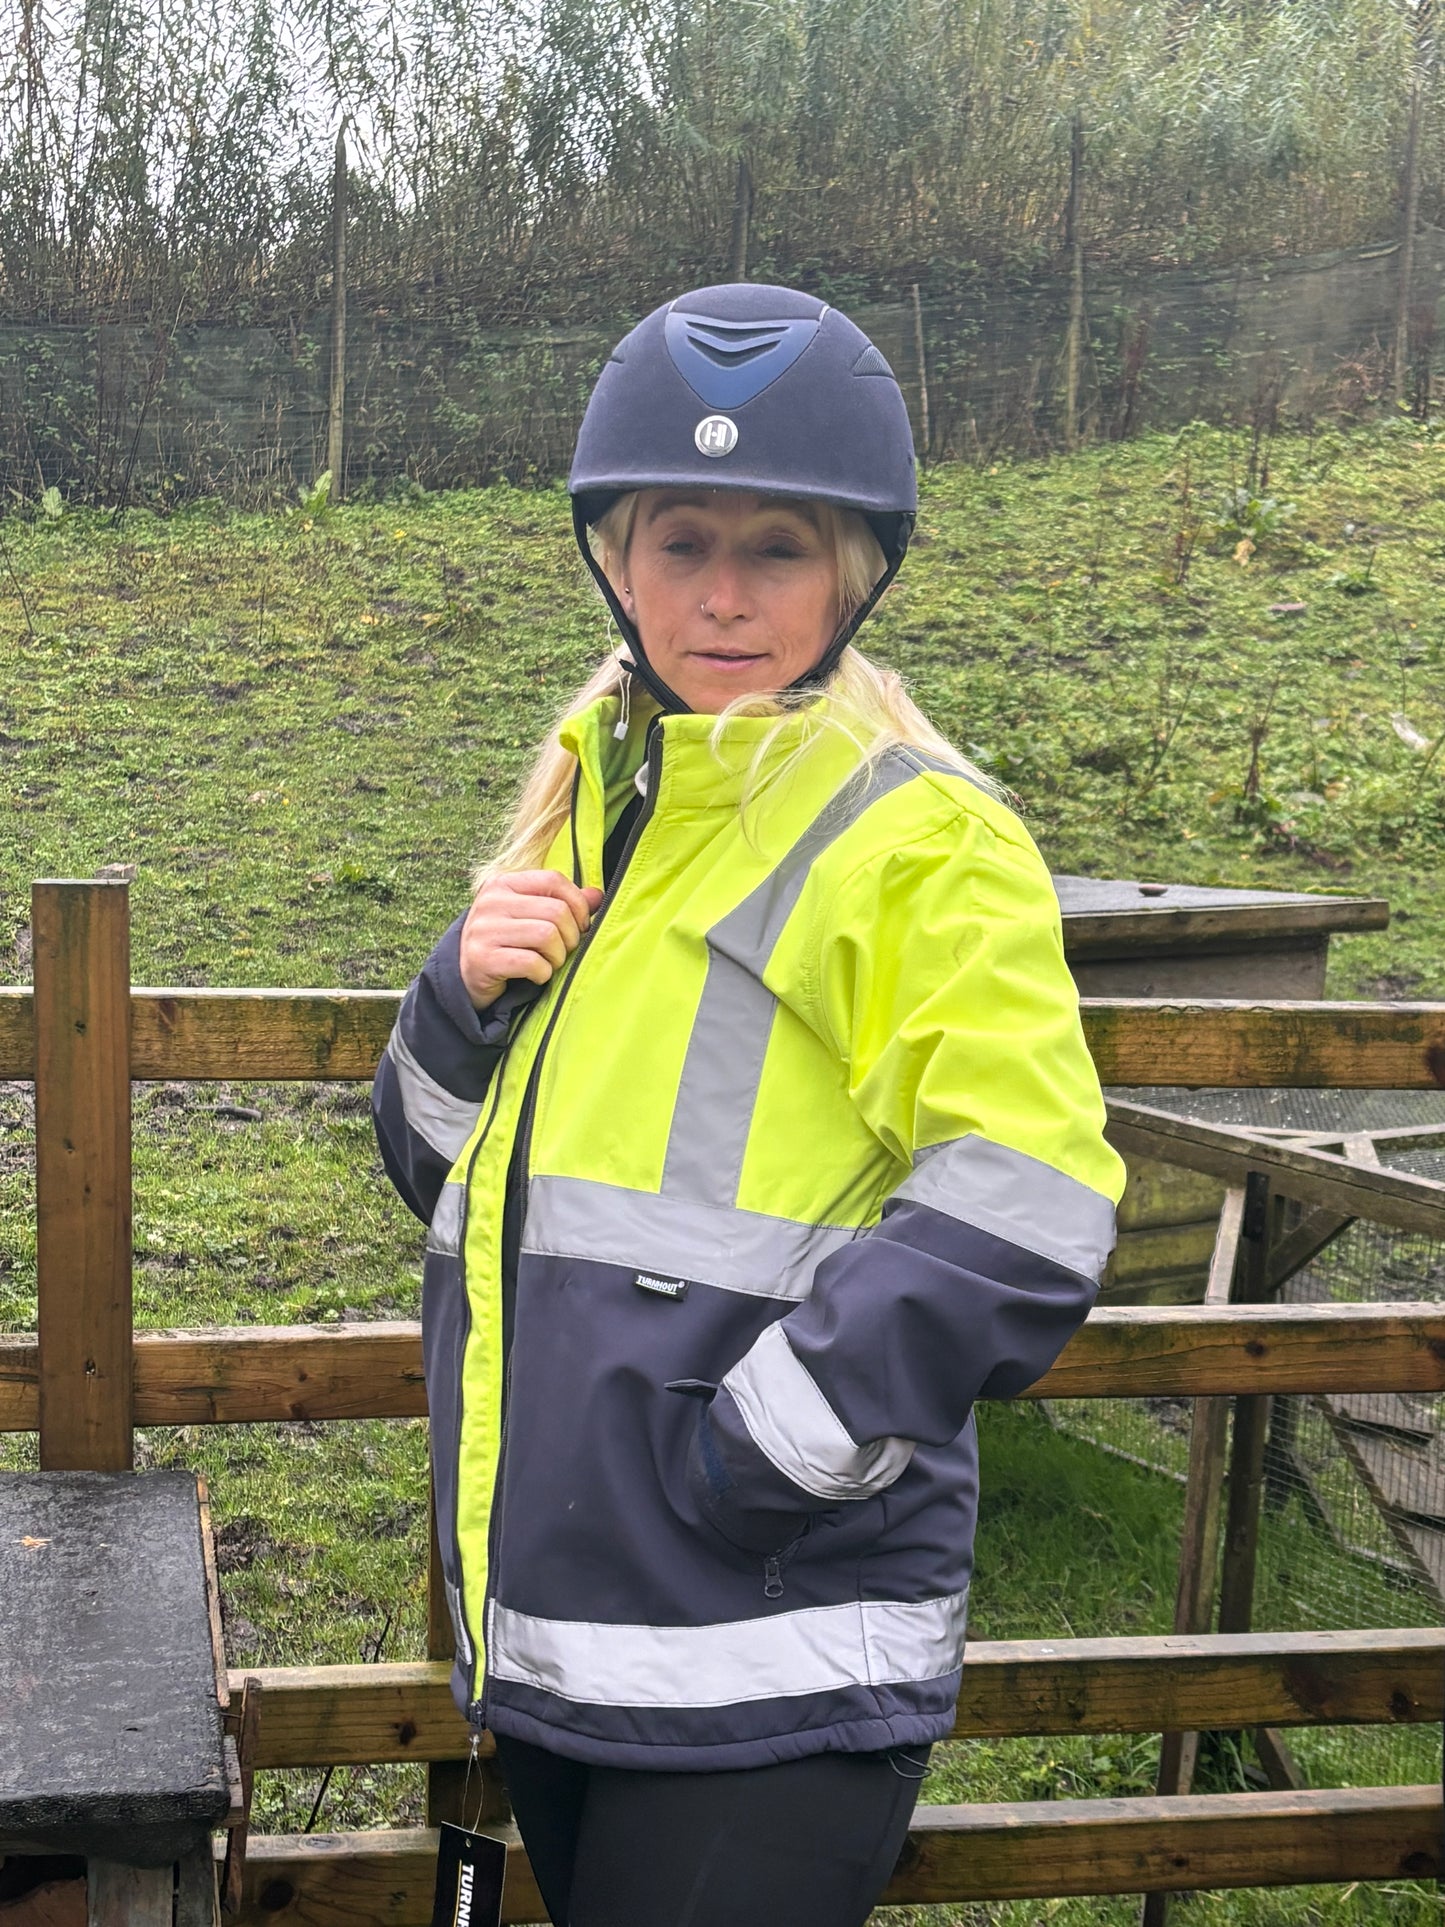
[11,884,1445,1919]
[3,987,1445,1085]
[4,1304,1445,1432]
[233,1787,1444,1922]
[228,1630,1445,1769]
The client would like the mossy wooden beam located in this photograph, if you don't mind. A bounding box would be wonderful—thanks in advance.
[1107,1099,1445,1236]
[4,1305,1444,1432]
[232,1785,1442,1919]
[4,991,1445,1085]
[231,1629,1445,1768]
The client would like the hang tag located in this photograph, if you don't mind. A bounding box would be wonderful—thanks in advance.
[431,1822,506,1927]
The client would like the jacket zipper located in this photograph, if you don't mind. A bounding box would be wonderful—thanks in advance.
[444,1008,532,1723]
[473,721,665,1722]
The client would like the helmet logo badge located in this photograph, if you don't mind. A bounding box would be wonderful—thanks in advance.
[694,415,739,457]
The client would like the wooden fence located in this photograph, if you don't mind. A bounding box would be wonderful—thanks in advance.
[4,879,1445,1923]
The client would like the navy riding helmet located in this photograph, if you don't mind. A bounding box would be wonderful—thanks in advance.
[569,283,918,713]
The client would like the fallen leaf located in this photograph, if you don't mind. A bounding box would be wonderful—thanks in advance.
[20,1535,51,1549]
[1233,536,1255,565]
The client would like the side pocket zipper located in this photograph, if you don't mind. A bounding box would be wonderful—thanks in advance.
[763,1520,811,1599]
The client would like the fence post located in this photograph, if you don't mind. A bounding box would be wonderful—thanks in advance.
[1393,73,1424,404]
[911,282,931,461]
[327,126,348,502]
[1217,1173,1273,1633]
[1140,1185,1245,1927]
[33,880,134,1471]
[728,154,753,281]
[1063,109,1085,451]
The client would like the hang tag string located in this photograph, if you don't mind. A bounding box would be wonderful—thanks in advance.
[463,1729,485,1832]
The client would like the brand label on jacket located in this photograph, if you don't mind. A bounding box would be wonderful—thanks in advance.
[634,1271,690,1300]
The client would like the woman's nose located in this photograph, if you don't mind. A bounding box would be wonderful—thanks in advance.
[700,550,752,620]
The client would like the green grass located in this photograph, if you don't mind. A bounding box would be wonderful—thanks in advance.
[2,418,1443,1918]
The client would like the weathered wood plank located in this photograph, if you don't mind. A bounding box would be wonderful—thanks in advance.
[1061,895,1388,956]
[6,991,1445,1087]
[132,1324,426,1424]
[1030,1303,1445,1399]
[1107,1099,1445,1236]
[1151,1188,1245,1826]
[85,1862,172,1927]
[887,1785,1441,1902]
[1115,1157,1226,1234]
[231,1787,1443,1919]
[233,1630,1445,1767]
[1267,1205,1354,1292]
[34,883,133,1472]
[234,1662,474,1767]
[0,986,32,1077]
[131,989,402,1082]
[1325,1390,1434,1446]
[4,1306,1445,1434]
[1108,1220,1218,1288]
[235,1828,544,1926]
[175,1840,220,1927]
[1086,999,1445,1089]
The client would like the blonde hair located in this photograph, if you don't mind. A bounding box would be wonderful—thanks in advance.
[476,493,1000,883]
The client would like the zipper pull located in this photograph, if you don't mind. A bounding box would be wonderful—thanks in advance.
[763,1554,785,1599]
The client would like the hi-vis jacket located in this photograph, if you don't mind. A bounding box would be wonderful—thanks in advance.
[374,694,1125,1771]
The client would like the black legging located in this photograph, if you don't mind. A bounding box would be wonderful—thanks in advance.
[493,1732,929,1927]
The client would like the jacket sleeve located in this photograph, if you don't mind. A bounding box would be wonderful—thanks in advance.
[372,915,541,1223]
[690,804,1126,1553]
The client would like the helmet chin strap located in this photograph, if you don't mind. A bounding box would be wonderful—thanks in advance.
[572,498,907,717]
[574,500,689,713]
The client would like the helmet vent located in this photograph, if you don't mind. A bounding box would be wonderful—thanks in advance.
[852,344,895,378]
[684,320,788,369]
[664,309,820,408]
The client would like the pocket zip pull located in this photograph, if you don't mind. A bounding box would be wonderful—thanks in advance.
[763,1553,785,1599]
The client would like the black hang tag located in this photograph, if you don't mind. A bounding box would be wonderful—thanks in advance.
[431,1822,506,1927]
[633,1269,690,1301]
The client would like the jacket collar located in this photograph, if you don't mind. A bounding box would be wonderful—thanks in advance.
[558,694,872,816]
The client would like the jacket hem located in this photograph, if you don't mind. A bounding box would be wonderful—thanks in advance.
[483,1699,956,1771]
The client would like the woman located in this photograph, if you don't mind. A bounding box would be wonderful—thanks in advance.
[374,283,1125,1927]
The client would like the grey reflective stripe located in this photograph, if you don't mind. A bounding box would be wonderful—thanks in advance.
[721,1320,914,1501]
[426,1181,466,1258]
[487,1588,968,1709]
[662,750,922,1207]
[385,1025,483,1165]
[523,1174,858,1301]
[895,1134,1116,1282]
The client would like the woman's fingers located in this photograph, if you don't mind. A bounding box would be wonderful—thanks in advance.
[503,870,601,933]
[460,870,604,1008]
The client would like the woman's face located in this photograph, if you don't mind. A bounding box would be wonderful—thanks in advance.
[613,489,839,713]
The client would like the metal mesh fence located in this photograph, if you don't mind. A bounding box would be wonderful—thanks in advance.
[4,228,1444,507]
[1052,1085,1445,1793]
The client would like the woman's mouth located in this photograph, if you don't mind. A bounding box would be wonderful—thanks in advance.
[692,651,767,670]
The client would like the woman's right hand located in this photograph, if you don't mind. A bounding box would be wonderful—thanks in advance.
[459,871,606,1011]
